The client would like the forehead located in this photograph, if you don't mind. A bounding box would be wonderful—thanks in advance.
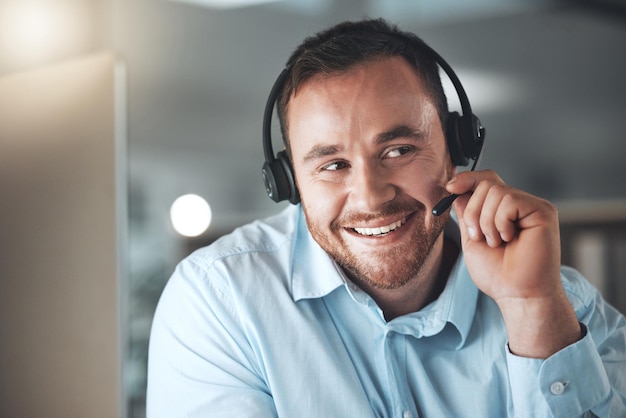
[286,57,437,143]
[292,56,427,103]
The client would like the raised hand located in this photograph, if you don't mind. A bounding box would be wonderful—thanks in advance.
[446,170,581,358]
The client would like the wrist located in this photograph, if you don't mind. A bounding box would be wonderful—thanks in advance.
[497,292,581,359]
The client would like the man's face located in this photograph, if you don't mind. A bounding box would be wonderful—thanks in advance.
[287,57,454,290]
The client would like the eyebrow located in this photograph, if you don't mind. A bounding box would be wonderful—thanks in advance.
[301,124,426,163]
[302,143,344,163]
[376,124,426,145]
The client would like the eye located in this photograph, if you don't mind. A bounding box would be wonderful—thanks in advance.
[321,160,349,171]
[384,145,414,159]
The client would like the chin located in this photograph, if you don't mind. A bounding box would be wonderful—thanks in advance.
[301,197,449,291]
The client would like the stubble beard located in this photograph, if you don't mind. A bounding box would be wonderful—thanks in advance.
[303,200,450,291]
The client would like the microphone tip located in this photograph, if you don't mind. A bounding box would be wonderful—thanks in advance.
[432,194,459,217]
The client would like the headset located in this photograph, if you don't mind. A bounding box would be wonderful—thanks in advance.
[261,37,486,211]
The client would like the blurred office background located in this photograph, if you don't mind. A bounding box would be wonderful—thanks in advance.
[1,0,625,417]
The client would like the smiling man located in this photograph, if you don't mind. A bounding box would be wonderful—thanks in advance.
[147,19,626,418]
[291,56,453,314]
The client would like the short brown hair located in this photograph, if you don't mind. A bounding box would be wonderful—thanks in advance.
[277,18,448,148]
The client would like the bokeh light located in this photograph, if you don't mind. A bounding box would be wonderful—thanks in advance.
[170,194,212,237]
[0,0,89,67]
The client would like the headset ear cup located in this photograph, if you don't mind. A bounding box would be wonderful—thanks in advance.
[277,150,300,204]
[261,68,300,204]
[461,114,485,162]
[262,159,289,203]
[446,111,469,166]
[261,152,300,204]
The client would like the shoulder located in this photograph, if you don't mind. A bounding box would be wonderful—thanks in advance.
[162,206,301,306]
[190,205,299,269]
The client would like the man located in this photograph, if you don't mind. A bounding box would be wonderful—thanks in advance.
[147,19,625,417]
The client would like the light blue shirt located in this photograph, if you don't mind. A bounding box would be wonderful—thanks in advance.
[147,205,626,418]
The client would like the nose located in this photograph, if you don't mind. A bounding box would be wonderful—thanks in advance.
[349,162,397,212]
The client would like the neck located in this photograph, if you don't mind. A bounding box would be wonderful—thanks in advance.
[352,235,459,321]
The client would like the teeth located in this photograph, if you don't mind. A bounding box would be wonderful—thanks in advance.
[353,218,406,236]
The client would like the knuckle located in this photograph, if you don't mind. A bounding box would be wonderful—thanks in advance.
[500,190,518,206]
[483,169,504,183]
[541,199,559,220]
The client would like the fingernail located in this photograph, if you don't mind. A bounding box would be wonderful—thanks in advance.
[447,176,458,185]
[467,226,477,240]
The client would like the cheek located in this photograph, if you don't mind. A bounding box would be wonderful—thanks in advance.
[400,158,451,202]
[305,189,344,221]
[293,159,346,209]
[297,178,344,222]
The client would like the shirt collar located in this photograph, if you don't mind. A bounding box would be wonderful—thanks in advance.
[382,220,478,349]
[435,217,478,349]
[290,207,478,348]
[291,206,345,301]
[428,250,478,349]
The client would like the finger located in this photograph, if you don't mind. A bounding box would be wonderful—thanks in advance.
[480,184,525,247]
[458,180,493,242]
[496,191,559,234]
[445,169,504,196]
[494,193,519,243]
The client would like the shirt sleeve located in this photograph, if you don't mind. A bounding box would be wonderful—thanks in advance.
[506,268,626,418]
[146,256,278,418]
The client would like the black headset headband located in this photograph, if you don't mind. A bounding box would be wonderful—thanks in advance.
[261,38,485,205]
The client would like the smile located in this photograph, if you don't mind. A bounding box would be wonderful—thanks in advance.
[353,217,407,237]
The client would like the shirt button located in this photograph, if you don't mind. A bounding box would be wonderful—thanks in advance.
[403,411,413,418]
[550,381,566,395]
